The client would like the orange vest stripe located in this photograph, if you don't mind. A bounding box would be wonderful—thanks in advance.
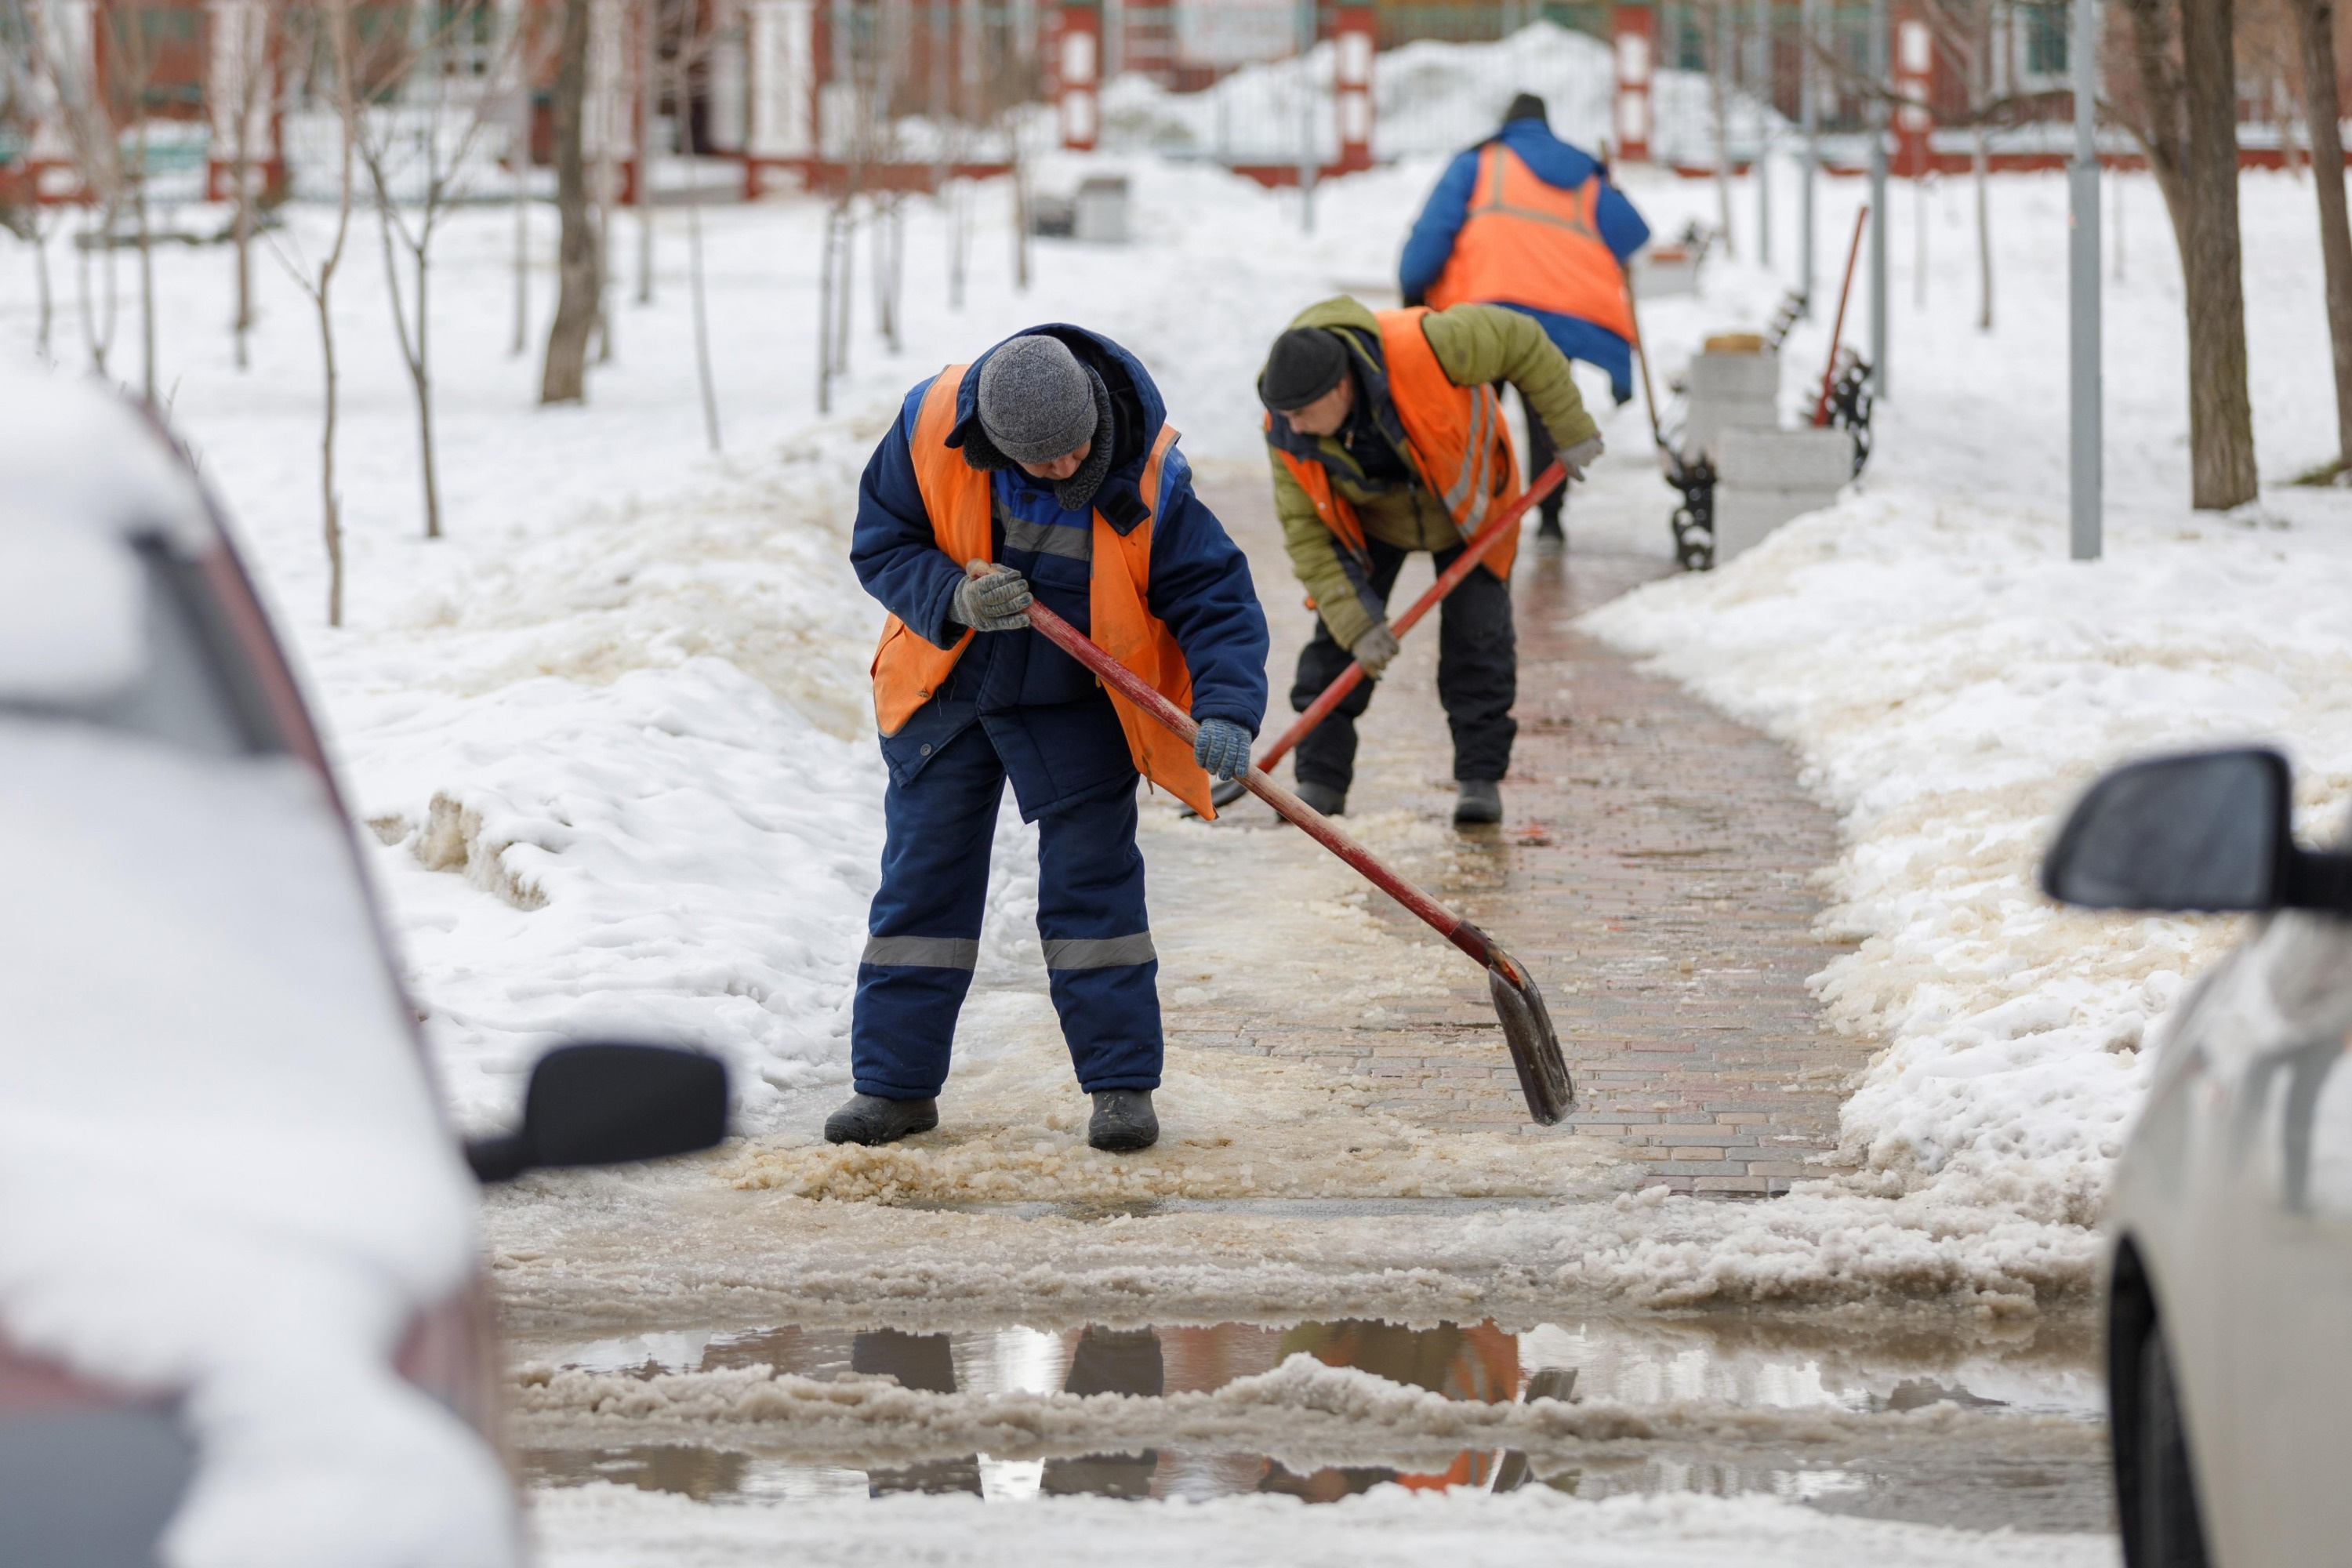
[1427,143,1635,343]
[1272,307,1523,584]
[871,368,1217,818]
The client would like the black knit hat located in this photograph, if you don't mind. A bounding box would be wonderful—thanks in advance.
[1258,328,1349,412]
[1504,93,1548,126]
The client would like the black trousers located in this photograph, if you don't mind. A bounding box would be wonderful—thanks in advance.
[1290,535,1517,793]
[1517,386,1566,530]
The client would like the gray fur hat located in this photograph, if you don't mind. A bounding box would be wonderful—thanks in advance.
[975,335,1098,465]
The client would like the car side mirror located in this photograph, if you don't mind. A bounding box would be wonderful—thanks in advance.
[465,1044,729,1184]
[2042,747,2352,914]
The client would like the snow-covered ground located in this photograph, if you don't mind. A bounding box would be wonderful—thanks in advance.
[6,56,2348,1555]
[11,143,2350,1256]
[533,1483,2118,1568]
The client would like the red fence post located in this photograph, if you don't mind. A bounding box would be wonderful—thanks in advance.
[1333,4,1373,172]
[1057,3,1100,150]
[1893,12,1932,177]
[1612,3,1653,163]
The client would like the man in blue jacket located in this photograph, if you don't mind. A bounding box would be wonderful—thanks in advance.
[1399,93,1650,542]
[837,327,1269,1154]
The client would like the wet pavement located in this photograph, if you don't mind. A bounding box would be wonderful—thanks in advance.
[516,1310,2110,1531]
[1186,476,1865,1192]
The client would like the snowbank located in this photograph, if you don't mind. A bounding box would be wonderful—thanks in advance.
[1099,21,1775,166]
[531,1479,2118,1568]
[510,1348,2097,1474]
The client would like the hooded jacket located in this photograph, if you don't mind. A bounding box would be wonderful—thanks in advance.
[853,325,1269,816]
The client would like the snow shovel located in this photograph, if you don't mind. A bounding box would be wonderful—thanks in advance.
[1022,593,1575,1126]
[1206,459,1569,813]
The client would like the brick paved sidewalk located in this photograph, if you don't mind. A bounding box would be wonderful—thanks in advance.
[1181,474,1865,1196]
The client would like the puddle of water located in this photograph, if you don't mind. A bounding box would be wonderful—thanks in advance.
[519,1314,2110,1530]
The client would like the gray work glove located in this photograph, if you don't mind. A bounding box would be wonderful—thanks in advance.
[950,560,1033,632]
[1192,717,1251,782]
[1351,621,1402,677]
[1558,434,1605,479]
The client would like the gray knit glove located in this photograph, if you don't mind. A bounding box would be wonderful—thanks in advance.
[1351,621,1402,677]
[1558,434,1605,478]
[950,561,1033,632]
[1192,717,1252,782]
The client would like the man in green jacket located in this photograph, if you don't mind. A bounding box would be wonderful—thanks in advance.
[1258,296,1601,826]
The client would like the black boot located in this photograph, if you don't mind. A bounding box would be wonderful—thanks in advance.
[1088,1089,1159,1152]
[824,1093,939,1146]
[1294,779,1346,817]
[1535,510,1566,545]
[1454,779,1502,826]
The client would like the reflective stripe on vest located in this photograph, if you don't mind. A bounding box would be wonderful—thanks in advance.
[869,367,1218,818]
[1270,307,1522,585]
[1426,143,1635,343]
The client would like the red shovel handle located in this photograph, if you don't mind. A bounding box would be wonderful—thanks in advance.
[1022,597,1500,970]
[1254,460,1567,778]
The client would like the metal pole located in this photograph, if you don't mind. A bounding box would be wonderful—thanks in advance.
[2069,0,2102,557]
[1298,0,1316,232]
[1867,0,1889,398]
[1753,0,1771,267]
[1800,0,1817,305]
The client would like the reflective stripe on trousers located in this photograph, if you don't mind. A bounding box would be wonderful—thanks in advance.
[852,720,1163,1099]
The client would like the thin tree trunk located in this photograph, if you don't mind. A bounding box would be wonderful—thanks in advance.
[319,0,358,627]
[636,0,656,304]
[685,147,720,450]
[512,100,529,354]
[2291,0,2352,470]
[1974,124,1991,328]
[232,61,256,370]
[2180,0,2258,506]
[32,222,53,358]
[134,122,155,403]
[1710,2,1735,255]
[542,0,597,401]
[1914,172,1927,307]
[673,42,720,449]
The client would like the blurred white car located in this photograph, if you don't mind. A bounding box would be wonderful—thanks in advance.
[2043,746,2352,1568]
[0,371,726,1567]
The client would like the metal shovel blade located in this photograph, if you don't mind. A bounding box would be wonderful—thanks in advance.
[1486,946,1573,1125]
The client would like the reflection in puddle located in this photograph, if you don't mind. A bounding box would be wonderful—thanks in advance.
[520,1314,2108,1530]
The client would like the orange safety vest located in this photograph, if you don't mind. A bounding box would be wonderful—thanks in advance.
[1272,307,1523,584]
[1427,143,1635,343]
[869,365,1218,818]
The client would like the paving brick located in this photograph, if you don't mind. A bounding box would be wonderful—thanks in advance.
[1181,481,1871,1194]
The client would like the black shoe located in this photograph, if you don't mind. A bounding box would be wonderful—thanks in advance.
[1294,780,1346,816]
[1535,513,1565,545]
[1454,779,1502,826]
[1088,1089,1159,1152]
[823,1093,939,1146]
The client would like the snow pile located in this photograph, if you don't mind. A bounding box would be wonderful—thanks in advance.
[510,1349,2094,1473]
[1099,21,1773,166]
[1584,487,2352,1221]
[311,425,898,1133]
[532,1479,2118,1568]
[0,368,514,1566]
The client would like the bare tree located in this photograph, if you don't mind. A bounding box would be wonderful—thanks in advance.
[541,0,597,400]
[2286,0,2352,474]
[634,0,655,304]
[2116,0,2259,506]
[0,22,64,356]
[220,0,285,371]
[1703,0,1737,254]
[355,0,521,538]
[267,0,361,624]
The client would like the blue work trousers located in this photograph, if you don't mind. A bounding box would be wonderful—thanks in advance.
[851,723,1161,1098]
